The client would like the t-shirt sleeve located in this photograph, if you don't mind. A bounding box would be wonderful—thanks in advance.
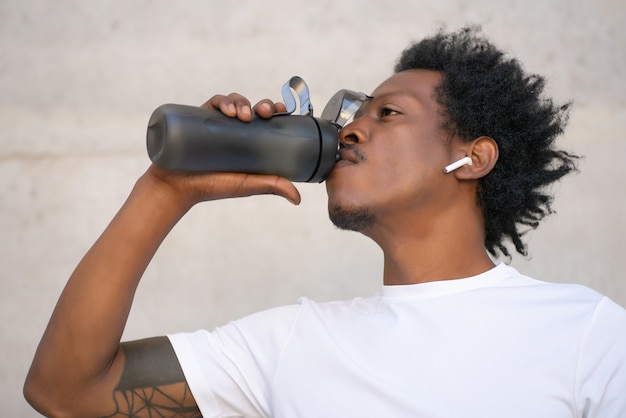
[576,296,626,417]
[168,303,302,418]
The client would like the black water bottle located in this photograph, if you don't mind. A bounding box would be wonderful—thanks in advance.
[146,103,340,183]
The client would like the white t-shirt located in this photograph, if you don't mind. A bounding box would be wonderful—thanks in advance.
[169,263,626,418]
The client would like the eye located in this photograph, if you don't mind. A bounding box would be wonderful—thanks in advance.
[380,107,400,118]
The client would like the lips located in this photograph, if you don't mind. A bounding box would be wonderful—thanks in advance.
[334,159,354,170]
[329,146,365,175]
[333,151,357,171]
[338,148,360,165]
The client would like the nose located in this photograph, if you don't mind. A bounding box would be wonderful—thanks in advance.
[338,122,364,146]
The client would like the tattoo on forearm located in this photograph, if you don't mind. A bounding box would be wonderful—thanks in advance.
[100,337,202,418]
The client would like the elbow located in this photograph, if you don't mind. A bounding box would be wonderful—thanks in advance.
[24,368,72,418]
[24,369,55,417]
[23,378,47,417]
[23,379,44,417]
[24,362,118,418]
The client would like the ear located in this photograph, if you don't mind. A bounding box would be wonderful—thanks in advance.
[452,136,499,180]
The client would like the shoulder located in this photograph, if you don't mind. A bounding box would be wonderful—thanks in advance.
[499,264,612,305]
[231,295,378,327]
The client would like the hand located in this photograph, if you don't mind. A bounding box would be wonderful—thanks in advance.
[145,164,301,208]
[202,93,288,122]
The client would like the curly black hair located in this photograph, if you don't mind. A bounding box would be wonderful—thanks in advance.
[394,26,579,258]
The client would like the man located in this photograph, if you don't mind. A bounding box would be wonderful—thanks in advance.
[24,27,626,417]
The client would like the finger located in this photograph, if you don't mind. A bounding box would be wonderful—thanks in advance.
[245,175,302,205]
[205,173,301,205]
[170,170,302,206]
[202,95,235,115]
[147,167,302,207]
[274,102,287,113]
[231,174,301,205]
[202,93,253,121]
[253,99,279,119]
[251,100,288,119]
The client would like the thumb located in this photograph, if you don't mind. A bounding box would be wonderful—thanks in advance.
[191,172,302,206]
[253,175,301,205]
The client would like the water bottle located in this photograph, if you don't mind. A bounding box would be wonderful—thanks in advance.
[146,77,340,183]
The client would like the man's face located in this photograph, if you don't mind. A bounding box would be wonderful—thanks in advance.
[325,69,458,236]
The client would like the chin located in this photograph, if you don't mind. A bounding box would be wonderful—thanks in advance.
[328,203,376,232]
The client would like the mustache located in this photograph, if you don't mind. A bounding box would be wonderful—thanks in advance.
[340,143,367,162]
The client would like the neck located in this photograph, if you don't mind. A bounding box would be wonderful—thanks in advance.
[366,202,495,286]
[380,236,495,285]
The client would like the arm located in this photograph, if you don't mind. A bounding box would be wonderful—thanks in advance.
[24,96,297,417]
[108,337,200,418]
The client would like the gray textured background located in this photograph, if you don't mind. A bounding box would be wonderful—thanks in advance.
[1,1,625,416]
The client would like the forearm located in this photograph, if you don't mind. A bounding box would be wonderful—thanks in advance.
[25,170,192,414]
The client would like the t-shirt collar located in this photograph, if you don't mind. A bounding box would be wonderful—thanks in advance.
[380,263,514,300]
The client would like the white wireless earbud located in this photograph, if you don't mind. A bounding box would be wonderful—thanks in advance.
[443,156,473,174]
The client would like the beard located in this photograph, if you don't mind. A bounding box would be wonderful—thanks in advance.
[328,203,376,232]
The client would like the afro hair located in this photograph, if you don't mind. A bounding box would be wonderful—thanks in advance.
[394,26,579,257]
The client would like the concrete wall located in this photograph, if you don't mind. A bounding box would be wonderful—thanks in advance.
[1,0,625,415]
